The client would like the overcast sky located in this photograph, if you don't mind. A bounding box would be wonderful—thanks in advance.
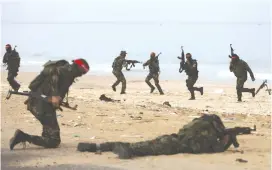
[0,0,271,66]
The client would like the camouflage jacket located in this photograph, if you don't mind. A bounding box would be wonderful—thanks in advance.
[180,59,198,77]
[229,59,254,79]
[29,60,75,101]
[177,114,227,153]
[143,58,160,73]
[2,50,20,70]
[112,56,126,72]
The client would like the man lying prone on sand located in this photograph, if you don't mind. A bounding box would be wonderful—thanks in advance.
[77,114,255,159]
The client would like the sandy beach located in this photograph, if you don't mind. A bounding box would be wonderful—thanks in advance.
[1,71,271,170]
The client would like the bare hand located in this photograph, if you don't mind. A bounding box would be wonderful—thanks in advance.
[51,96,62,107]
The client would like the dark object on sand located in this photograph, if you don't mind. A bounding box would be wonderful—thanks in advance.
[163,101,171,107]
[236,158,248,163]
[99,94,120,102]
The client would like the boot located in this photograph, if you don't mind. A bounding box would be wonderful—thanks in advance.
[237,95,242,102]
[145,80,155,93]
[193,87,203,95]
[120,82,126,94]
[189,90,195,100]
[150,87,155,93]
[111,85,116,92]
[199,87,204,95]
[77,143,97,152]
[10,129,30,150]
[251,88,255,97]
[155,84,164,95]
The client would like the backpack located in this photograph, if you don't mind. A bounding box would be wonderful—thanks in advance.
[28,60,69,91]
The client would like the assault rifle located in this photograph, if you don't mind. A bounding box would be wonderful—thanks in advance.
[124,60,142,71]
[225,125,256,148]
[177,46,185,73]
[228,44,235,58]
[155,52,162,59]
[5,90,78,111]
[256,79,271,95]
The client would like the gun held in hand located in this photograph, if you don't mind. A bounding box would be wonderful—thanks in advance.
[6,90,78,111]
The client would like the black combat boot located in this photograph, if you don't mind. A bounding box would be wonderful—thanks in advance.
[145,80,155,93]
[155,84,164,95]
[77,143,97,152]
[10,129,30,150]
[120,82,126,94]
[189,90,195,100]
[251,88,255,97]
[199,87,204,95]
[111,85,116,92]
[237,95,242,102]
[193,87,203,95]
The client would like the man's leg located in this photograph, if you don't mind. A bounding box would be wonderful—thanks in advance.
[192,76,203,95]
[236,77,254,101]
[112,71,121,92]
[119,72,126,94]
[153,73,164,95]
[239,77,255,97]
[186,77,195,100]
[114,134,181,159]
[77,134,181,159]
[145,73,155,93]
[7,70,20,91]
[10,105,61,150]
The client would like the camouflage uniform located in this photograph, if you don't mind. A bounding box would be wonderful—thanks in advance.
[112,51,127,94]
[10,59,89,150]
[2,44,21,91]
[77,114,236,159]
[180,54,203,100]
[143,53,164,95]
[229,56,255,101]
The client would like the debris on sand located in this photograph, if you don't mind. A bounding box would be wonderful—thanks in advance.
[99,94,120,102]
[163,101,171,107]
[236,158,248,163]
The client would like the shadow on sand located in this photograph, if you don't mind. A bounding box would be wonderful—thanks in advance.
[1,148,124,170]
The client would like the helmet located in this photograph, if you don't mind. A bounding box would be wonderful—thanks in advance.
[120,51,127,55]
[72,58,89,74]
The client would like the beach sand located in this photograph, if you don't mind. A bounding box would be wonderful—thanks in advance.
[1,71,271,170]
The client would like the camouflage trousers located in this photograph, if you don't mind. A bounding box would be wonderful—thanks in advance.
[236,77,252,100]
[99,133,228,157]
[186,76,201,97]
[112,70,126,93]
[25,99,61,148]
[7,69,20,91]
[145,72,163,94]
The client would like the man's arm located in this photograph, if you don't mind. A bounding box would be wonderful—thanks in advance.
[229,62,234,72]
[143,60,150,67]
[3,53,8,63]
[41,65,61,97]
[244,62,255,80]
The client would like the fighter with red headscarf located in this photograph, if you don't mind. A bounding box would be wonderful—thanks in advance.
[9,58,89,150]
[229,44,255,102]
